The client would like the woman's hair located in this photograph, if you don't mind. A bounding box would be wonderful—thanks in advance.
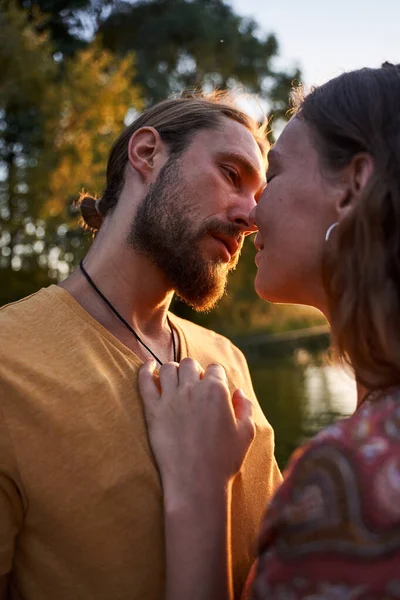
[292,63,400,390]
[80,91,268,230]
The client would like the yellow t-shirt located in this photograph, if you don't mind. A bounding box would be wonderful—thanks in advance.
[0,285,282,600]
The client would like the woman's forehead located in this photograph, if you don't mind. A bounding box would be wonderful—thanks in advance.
[272,117,317,165]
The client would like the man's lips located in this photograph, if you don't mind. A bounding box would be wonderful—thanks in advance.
[211,233,241,258]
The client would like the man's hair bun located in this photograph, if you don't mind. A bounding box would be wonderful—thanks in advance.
[79,194,104,231]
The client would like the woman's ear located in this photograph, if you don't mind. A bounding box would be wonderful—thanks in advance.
[336,152,374,219]
[127,127,167,181]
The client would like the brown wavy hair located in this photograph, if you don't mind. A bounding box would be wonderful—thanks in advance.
[292,63,400,390]
[80,91,269,231]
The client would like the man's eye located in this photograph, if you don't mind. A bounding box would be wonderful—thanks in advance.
[222,166,240,187]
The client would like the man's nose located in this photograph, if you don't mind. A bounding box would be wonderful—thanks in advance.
[228,205,258,236]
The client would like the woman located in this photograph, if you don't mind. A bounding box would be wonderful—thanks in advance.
[139,63,400,599]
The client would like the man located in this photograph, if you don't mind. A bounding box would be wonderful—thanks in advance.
[0,93,282,600]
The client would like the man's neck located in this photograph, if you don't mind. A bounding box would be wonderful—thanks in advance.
[60,228,177,362]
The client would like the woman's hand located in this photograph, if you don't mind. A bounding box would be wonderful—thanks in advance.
[138,357,256,600]
[138,357,255,506]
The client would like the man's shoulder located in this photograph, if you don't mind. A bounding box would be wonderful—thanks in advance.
[169,313,249,373]
[170,313,242,352]
[170,313,226,339]
[0,287,55,330]
[0,287,67,360]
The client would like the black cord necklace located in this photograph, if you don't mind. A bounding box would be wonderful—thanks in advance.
[79,260,177,366]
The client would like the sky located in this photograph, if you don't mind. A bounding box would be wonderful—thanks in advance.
[231,0,399,88]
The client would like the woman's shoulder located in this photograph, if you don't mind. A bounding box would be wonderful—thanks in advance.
[283,386,400,484]
[298,386,400,453]
[266,387,400,534]
[248,389,400,599]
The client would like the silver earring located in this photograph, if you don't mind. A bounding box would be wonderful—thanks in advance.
[325,222,338,242]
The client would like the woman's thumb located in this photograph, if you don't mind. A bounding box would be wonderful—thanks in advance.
[232,389,255,443]
[232,388,252,419]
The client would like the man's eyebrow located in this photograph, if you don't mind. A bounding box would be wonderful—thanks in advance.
[217,151,266,185]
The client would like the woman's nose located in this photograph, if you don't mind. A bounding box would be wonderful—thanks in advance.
[247,205,257,232]
[228,206,258,235]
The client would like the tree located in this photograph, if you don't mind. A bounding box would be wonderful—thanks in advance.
[36,42,143,289]
[99,0,300,119]
[15,0,107,55]
[0,1,59,301]
[0,2,143,305]
[39,43,142,216]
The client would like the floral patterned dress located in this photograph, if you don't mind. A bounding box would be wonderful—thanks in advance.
[246,389,400,600]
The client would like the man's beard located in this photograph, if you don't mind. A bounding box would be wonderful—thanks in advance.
[127,157,243,312]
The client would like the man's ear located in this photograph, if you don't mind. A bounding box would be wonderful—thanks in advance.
[127,127,167,181]
[336,152,374,220]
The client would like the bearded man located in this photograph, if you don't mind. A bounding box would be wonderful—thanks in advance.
[0,93,281,600]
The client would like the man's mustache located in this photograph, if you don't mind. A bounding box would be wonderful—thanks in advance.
[198,219,244,252]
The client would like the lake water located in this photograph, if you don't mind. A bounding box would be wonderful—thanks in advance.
[247,348,357,470]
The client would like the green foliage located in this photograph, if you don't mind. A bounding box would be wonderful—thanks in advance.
[38,42,143,217]
[0,2,59,299]
[15,0,103,55]
[0,2,142,306]
[0,2,56,106]
[100,0,300,115]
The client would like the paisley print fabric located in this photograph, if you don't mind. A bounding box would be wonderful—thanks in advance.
[247,389,400,600]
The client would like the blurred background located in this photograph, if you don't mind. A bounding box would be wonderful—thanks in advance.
[1,0,397,467]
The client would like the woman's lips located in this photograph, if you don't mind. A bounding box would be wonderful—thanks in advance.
[254,235,264,266]
[254,233,264,252]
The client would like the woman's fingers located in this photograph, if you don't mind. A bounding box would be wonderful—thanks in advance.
[232,388,256,450]
[138,359,256,503]
[201,364,232,416]
[138,360,160,407]
[202,363,229,385]
[159,361,179,393]
[178,357,204,386]
[232,389,253,422]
